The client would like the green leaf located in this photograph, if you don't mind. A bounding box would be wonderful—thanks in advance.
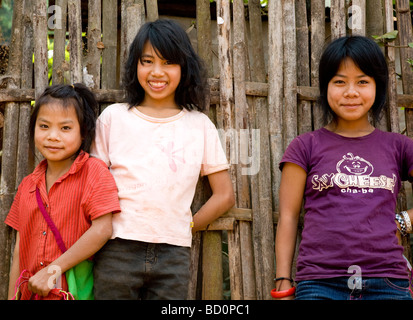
[373,30,398,42]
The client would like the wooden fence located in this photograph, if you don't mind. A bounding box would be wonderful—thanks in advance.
[0,0,413,300]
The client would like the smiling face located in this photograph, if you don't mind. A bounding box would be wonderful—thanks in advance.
[137,41,182,109]
[34,102,82,168]
[327,58,376,127]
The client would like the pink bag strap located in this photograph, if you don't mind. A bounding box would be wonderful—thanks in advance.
[35,187,67,253]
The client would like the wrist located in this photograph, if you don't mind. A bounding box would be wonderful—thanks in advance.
[396,211,412,236]
[271,277,296,299]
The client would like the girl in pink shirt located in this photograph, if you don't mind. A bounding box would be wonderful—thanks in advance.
[91,19,235,299]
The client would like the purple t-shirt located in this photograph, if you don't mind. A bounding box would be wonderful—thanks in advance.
[280,128,413,281]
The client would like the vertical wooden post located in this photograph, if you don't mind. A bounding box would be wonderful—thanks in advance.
[310,0,325,129]
[33,0,49,98]
[283,0,297,148]
[201,231,223,299]
[350,0,366,36]
[17,0,35,184]
[126,4,145,50]
[231,0,251,300]
[86,0,102,90]
[295,0,312,135]
[384,0,400,134]
[216,0,234,134]
[68,0,83,83]
[330,0,347,39]
[367,0,388,131]
[0,0,24,300]
[145,0,159,22]
[52,0,68,85]
[102,0,119,91]
[267,0,283,300]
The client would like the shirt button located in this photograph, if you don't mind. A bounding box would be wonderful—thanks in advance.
[40,262,44,266]
[42,231,46,236]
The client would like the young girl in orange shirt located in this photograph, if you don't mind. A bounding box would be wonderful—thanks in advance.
[6,84,120,299]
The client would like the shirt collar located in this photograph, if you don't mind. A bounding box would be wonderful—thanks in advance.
[29,151,90,192]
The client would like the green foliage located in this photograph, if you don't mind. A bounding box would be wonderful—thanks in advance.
[0,0,13,44]
[372,30,399,43]
[373,31,413,70]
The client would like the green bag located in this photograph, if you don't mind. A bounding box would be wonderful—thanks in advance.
[66,260,94,300]
[36,187,95,300]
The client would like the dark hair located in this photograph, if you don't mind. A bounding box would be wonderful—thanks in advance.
[123,18,207,111]
[29,83,98,155]
[318,36,389,125]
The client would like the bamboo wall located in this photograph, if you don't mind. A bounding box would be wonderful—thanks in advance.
[0,0,413,300]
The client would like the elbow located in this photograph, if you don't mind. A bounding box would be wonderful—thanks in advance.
[225,190,236,212]
[103,223,113,241]
[97,218,113,242]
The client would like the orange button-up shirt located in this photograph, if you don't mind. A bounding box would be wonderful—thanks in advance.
[5,151,121,299]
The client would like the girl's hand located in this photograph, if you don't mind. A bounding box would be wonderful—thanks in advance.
[26,213,112,297]
[27,266,59,297]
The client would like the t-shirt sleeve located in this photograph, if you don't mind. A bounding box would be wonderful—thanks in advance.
[279,135,310,173]
[84,161,121,220]
[201,117,230,176]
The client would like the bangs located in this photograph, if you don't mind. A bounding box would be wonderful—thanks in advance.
[320,37,383,85]
[139,24,186,66]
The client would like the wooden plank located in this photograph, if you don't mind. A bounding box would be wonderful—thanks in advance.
[187,0,214,300]
[384,0,400,133]
[126,4,145,50]
[295,0,312,135]
[283,0,297,148]
[33,0,49,98]
[102,0,118,90]
[202,231,223,299]
[249,0,274,301]
[330,0,347,39]
[145,0,159,22]
[350,0,366,36]
[68,0,83,83]
[16,0,34,185]
[120,0,145,76]
[231,0,249,300]
[395,0,413,137]
[85,0,101,89]
[52,0,68,85]
[0,0,24,300]
[265,0,283,300]
[310,0,325,129]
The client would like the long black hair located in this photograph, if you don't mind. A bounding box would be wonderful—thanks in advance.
[318,36,389,125]
[29,83,98,154]
[123,19,208,112]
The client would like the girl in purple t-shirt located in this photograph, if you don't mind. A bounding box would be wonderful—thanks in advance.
[274,36,413,300]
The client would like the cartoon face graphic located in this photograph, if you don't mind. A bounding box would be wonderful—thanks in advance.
[336,153,374,176]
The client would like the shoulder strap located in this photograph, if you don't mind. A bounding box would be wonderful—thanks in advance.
[35,187,67,253]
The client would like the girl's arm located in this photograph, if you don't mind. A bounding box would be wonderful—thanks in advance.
[401,169,413,232]
[8,232,20,299]
[192,170,235,233]
[275,162,306,300]
[28,213,112,297]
